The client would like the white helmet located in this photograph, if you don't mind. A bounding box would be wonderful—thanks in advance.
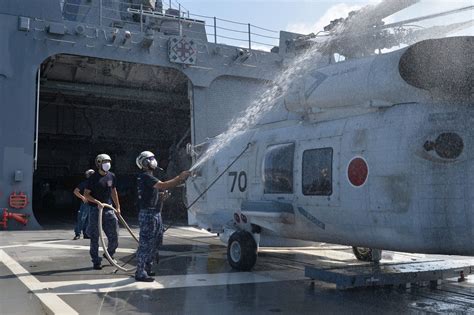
[85,169,95,178]
[95,153,112,168]
[136,151,156,170]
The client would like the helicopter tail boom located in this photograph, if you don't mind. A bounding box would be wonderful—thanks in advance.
[284,36,473,120]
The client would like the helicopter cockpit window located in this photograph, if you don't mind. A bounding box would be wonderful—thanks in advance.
[302,148,333,196]
[263,143,295,194]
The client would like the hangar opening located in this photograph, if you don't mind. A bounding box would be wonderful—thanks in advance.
[33,54,191,226]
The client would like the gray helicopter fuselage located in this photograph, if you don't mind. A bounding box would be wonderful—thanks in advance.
[188,102,474,255]
[187,37,474,256]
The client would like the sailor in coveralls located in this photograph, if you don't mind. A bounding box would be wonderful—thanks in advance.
[84,154,121,270]
[135,151,190,282]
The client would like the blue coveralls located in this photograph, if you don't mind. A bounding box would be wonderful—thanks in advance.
[86,171,119,265]
[135,171,163,278]
[74,202,91,237]
[87,206,119,265]
[135,209,163,277]
[74,180,91,237]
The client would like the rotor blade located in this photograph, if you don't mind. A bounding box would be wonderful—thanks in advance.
[402,20,474,45]
[358,0,420,22]
[343,0,420,32]
[383,5,474,29]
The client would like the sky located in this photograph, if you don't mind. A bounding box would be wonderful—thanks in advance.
[171,0,473,50]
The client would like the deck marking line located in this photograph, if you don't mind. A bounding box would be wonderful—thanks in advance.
[25,242,429,264]
[0,239,69,249]
[0,244,26,249]
[0,249,78,315]
[24,243,182,256]
[37,270,306,295]
[0,239,81,249]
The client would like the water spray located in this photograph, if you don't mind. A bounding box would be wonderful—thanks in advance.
[98,143,252,273]
[96,11,338,273]
[164,142,252,232]
[188,33,324,171]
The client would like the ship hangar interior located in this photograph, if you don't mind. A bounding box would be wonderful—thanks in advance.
[34,54,191,225]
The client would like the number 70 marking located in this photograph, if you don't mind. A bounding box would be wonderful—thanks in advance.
[228,171,247,192]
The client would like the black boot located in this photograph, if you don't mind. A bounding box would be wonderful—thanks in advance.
[135,275,154,282]
[93,264,102,270]
[146,270,156,276]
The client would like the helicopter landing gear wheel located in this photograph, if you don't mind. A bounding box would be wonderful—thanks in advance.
[352,247,372,261]
[227,230,257,271]
[352,247,382,263]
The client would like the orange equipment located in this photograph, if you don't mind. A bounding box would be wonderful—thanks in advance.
[9,192,28,209]
[0,208,29,229]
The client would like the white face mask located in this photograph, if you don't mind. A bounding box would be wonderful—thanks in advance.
[149,159,158,169]
[102,162,111,172]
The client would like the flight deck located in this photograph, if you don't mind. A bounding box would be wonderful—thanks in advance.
[1,226,474,314]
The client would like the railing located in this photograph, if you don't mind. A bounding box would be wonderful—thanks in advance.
[60,0,280,51]
[152,0,280,50]
[189,12,280,51]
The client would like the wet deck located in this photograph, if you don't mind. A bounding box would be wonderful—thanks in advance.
[1,227,474,314]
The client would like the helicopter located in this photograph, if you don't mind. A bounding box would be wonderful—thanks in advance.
[185,0,474,271]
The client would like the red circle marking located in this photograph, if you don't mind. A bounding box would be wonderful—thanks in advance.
[348,157,368,187]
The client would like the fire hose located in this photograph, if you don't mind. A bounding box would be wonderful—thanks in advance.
[98,143,251,273]
[98,204,138,272]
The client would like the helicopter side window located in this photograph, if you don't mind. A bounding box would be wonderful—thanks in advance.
[263,143,295,194]
[302,148,333,196]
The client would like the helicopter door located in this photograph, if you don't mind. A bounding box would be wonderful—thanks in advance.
[296,137,341,209]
